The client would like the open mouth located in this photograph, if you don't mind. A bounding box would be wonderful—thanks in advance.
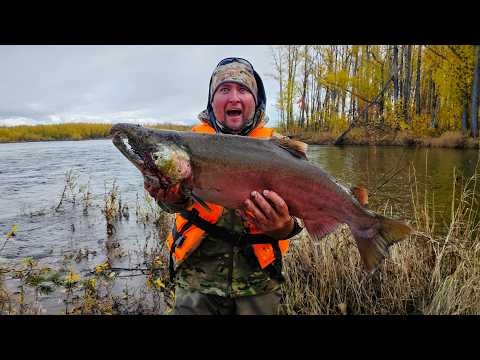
[112,131,173,189]
[226,109,242,117]
[111,132,144,169]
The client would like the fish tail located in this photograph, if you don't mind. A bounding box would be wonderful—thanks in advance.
[351,215,412,273]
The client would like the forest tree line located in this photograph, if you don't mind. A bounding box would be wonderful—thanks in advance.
[271,45,480,138]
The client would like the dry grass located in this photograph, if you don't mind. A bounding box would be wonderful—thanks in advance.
[147,124,190,132]
[420,131,479,149]
[280,127,480,149]
[280,163,480,315]
[281,130,336,144]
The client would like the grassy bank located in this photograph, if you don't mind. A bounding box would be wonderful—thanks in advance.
[284,128,480,149]
[0,123,190,143]
[281,164,480,314]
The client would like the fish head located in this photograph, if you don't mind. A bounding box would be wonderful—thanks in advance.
[110,123,192,189]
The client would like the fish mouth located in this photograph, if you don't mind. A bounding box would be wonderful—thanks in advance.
[110,123,174,190]
[110,124,145,172]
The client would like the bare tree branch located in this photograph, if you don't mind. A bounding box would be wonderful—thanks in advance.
[369,49,384,66]
[425,45,449,62]
[320,79,373,104]
[334,75,394,145]
[447,45,464,62]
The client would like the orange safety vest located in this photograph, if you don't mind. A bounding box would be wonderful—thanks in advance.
[166,123,289,270]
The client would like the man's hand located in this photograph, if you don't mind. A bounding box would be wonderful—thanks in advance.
[143,170,185,205]
[237,190,294,240]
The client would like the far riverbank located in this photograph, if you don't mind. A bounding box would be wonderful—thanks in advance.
[287,128,480,149]
[1,123,479,149]
[0,123,190,144]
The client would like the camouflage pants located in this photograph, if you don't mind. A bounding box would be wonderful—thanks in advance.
[171,286,282,315]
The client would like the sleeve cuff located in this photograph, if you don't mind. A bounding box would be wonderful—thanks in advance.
[284,216,303,239]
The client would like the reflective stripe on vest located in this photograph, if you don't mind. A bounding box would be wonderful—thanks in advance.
[166,123,289,269]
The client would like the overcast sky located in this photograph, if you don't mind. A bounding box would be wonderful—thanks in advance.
[0,45,280,127]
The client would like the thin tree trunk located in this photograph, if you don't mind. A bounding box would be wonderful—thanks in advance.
[350,46,359,123]
[431,91,438,128]
[309,66,315,130]
[461,100,469,131]
[427,68,433,114]
[379,60,385,117]
[403,45,412,121]
[392,45,399,105]
[323,88,330,129]
[285,46,299,129]
[300,45,309,128]
[316,86,322,130]
[470,45,480,138]
[364,46,370,123]
[399,45,404,101]
[272,46,285,127]
[415,45,422,116]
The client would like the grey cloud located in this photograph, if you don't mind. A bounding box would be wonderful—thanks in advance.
[0,45,278,127]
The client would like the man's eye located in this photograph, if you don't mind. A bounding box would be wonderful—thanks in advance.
[220,87,229,93]
[239,87,248,93]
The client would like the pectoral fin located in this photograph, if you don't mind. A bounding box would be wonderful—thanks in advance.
[351,186,369,207]
[304,215,341,241]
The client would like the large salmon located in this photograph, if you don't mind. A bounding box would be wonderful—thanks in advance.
[110,123,412,272]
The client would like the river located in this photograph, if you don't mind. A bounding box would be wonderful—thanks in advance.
[0,139,478,313]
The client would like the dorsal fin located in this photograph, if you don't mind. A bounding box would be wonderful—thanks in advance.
[351,186,369,207]
[270,136,308,160]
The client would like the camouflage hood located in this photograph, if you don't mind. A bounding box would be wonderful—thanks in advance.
[198,58,268,135]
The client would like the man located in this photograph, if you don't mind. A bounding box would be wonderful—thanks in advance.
[144,57,302,315]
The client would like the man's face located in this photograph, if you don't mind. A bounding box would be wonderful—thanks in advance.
[212,82,256,132]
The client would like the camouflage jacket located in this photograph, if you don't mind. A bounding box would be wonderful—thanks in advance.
[173,208,283,298]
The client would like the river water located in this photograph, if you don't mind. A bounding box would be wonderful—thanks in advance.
[0,139,478,313]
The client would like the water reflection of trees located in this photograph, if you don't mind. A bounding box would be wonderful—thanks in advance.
[307,146,479,225]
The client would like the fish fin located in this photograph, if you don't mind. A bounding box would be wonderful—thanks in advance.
[304,215,341,241]
[351,186,369,207]
[190,191,212,213]
[351,216,412,273]
[270,136,308,160]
